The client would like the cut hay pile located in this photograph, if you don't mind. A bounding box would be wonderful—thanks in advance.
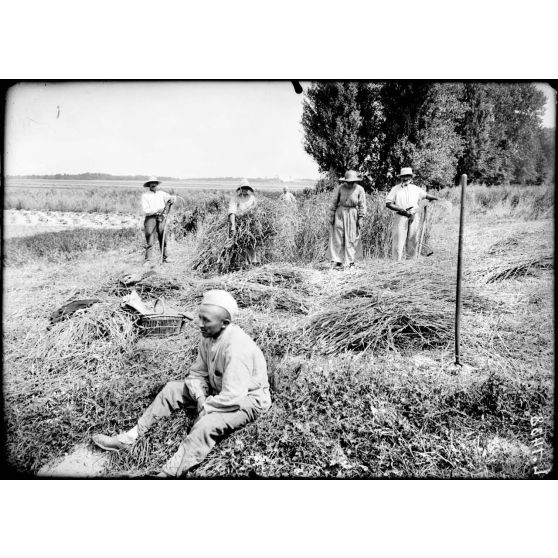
[471,254,553,284]
[102,273,183,299]
[4,301,202,474]
[303,288,452,355]
[192,201,279,274]
[180,277,311,315]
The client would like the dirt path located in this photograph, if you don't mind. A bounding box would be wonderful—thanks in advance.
[37,443,109,478]
[3,209,141,238]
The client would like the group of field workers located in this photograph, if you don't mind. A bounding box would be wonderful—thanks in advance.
[329,167,439,269]
[140,169,438,269]
[90,171,438,477]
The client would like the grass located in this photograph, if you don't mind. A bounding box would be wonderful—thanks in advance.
[3,227,142,266]
[1,184,554,478]
[438,183,554,220]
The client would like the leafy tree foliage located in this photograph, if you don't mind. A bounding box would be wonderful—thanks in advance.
[302,81,554,190]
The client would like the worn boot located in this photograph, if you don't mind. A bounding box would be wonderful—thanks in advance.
[92,427,138,452]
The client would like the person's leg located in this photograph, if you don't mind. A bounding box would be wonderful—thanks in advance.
[161,407,259,477]
[329,210,344,267]
[137,380,196,437]
[406,215,421,259]
[344,208,358,265]
[392,215,407,261]
[92,381,196,452]
[144,216,157,262]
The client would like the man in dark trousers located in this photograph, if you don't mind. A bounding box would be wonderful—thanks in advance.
[141,176,176,265]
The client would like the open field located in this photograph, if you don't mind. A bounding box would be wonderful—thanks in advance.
[4,177,313,215]
[2,185,554,478]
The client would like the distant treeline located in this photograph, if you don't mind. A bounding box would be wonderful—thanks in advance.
[8,173,313,183]
[9,173,181,181]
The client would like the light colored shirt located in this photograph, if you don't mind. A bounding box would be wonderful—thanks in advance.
[386,183,426,211]
[228,193,257,216]
[329,184,367,218]
[280,191,296,204]
[185,324,271,414]
[141,190,173,216]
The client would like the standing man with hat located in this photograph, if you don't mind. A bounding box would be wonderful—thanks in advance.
[141,176,177,265]
[385,167,438,261]
[92,289,272,477]
[328,170,367,270]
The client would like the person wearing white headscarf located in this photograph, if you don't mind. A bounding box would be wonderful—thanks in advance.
[92,290,271,477]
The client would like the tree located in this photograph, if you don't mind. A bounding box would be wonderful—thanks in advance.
[301,82,384,190]
[302,81,465,190]
[484,83,547,184]
[535,127,556,184]
[455,83,495,182]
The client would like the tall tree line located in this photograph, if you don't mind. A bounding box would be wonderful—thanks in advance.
[301,82,554,190]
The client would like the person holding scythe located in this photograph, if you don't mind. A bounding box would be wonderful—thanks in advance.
[327,170,367,271]
[141,176,176,265]
[385,167,438,261]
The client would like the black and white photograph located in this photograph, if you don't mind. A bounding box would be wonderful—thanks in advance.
[2,80,555,480]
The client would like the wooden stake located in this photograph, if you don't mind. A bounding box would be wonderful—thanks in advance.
[455,174,467,365]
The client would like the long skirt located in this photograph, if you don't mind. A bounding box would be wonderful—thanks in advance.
[327,206,362,265]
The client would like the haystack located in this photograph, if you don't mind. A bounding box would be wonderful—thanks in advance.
[303,288,452,355]
[192,201,278,274]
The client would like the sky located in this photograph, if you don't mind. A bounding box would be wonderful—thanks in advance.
[5,81,556,179]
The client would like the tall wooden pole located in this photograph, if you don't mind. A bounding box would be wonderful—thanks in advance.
[455,174,467,365]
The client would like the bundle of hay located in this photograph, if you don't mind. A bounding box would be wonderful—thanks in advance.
[171,194,228,239]
[192,201,278,274]
[180,277,310,315]
[105,274,183,299]
[30,303,137,370]
[303,288,452,355]
[471,254,553,284]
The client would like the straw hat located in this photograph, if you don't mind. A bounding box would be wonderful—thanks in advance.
[339,170,362,183]
[236,178,255,193]
[143,176,161,187]
[398,167,414,178]
[201,290,239,320]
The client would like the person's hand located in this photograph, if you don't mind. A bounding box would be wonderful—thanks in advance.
[357,218,363,234]
[407,207,417,216]
[329,217,335,226]
[196,396,206,414]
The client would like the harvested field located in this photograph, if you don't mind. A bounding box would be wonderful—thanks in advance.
[2,186,554,479]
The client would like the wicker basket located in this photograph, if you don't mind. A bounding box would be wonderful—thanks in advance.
[136,297,189,337]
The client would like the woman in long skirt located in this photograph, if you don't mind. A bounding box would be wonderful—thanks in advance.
[328,170,367,270]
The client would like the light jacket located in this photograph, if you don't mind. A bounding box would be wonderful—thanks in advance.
[185,324,271,414]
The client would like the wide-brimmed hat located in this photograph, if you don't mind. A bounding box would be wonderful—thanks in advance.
[398,167,414,178]
[143,176,161,187]
[236,178,255,193]
[339,170,362,183]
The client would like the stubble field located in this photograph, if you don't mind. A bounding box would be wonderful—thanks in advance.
[2,180,554,478]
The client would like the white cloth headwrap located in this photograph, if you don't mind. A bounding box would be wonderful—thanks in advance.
[201,290,239,320]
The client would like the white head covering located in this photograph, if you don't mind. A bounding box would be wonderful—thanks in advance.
[201,290,239,320]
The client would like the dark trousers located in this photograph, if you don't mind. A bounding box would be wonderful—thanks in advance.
[144,215,167,261]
